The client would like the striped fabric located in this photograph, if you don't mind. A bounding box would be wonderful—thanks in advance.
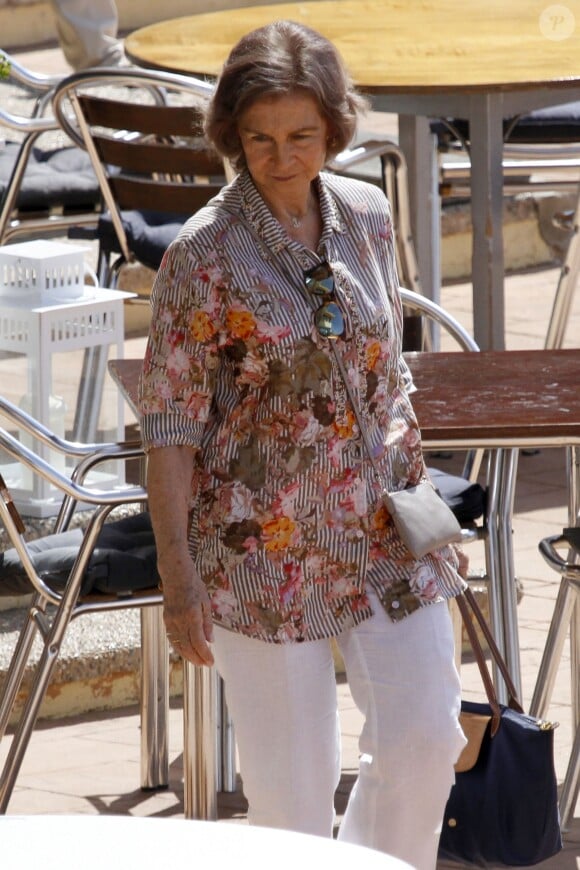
[139,170,464,643]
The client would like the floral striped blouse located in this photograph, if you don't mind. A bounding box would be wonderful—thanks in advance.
[138,169,464,643]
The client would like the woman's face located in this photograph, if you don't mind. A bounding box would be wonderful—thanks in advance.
[237,91,330,202]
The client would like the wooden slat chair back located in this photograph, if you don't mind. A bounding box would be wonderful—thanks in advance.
[53,69,227,286]
[78,95,224,214]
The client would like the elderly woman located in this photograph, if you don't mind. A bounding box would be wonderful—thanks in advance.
[139,20,466,869]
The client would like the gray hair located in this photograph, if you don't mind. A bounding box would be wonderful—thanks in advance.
[204,20,369,171]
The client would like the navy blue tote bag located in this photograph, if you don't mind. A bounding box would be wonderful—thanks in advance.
[438,590,562,867]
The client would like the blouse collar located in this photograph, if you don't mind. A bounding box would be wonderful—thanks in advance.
[221,170,346,255]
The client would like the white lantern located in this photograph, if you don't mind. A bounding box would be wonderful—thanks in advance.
[0,241,134,516]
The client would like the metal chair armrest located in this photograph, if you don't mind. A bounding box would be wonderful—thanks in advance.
[0,395,132,460]
[0,426,146,507]
[539,534,580,576]
[56,441,146,532]
[0,429,149,604]
[52,67,215,149]
[3,52,63,93]
[0,107,57,135]
[330,138,402,167]
[398,287,479,352]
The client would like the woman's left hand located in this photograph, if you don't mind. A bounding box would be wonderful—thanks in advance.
[452,543,469,580]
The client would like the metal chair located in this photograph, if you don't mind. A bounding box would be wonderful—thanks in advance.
[398,287,482,480]
[0,398,159,806]
[0,52,100,246]
[0,397,224,818]
[529,529,579,831]
[51,67,226,292]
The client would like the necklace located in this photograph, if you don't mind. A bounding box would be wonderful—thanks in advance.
[281,201,312,229]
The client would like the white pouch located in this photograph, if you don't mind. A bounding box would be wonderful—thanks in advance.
[383,481,462,558]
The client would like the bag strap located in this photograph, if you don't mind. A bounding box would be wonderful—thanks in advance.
[324,337,391,495]
[456,587,523,736]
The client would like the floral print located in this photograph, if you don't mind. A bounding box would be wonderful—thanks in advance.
[139,170,464,643]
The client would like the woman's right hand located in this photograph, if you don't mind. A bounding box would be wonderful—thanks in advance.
[161,558,214,666]
[146,444,214,667]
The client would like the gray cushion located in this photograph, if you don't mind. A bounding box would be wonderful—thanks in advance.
[0,512,160,597]
[0,142,100,211]
[96,209,189,271]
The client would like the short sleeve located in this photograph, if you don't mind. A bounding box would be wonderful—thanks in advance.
[138,235,223,452]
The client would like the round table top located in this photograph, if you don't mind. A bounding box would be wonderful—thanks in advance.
[1,815,412,869]
[125,0,580,93]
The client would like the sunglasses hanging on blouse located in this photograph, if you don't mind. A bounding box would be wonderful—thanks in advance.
[303,260,347,340]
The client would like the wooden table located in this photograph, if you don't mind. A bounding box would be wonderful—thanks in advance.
[110,349,580,697]
[407,347,580,705]
[124,0,580,351]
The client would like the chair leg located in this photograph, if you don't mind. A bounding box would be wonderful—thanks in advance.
[532,535,580,831]
[0,507,113,812]
[72,345,110,443]
[139,605,169,790]
[0,602,73,812]
[545,191,580,350]
[484,448,522,702]
[564,586,579,831]
[573,588,580,729]
[529,576,578,718]
[0,598,44,741]
[0,132,43,245]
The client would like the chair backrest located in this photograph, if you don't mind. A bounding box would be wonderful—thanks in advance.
[398,287,482,482]
[53,68,227,266]
[398,286,479,353]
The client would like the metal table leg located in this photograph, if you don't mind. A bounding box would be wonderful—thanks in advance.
[483,449,507,697]
[485,448,521,703]
[140,605,169,790]
[72,345,109,442]
[183,661,217,820]
[497,448,521,699]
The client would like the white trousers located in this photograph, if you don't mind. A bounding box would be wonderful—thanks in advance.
[212,592,466,870]
[50,0,120,69]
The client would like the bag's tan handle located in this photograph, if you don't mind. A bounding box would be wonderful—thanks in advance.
[456,588,523,736]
